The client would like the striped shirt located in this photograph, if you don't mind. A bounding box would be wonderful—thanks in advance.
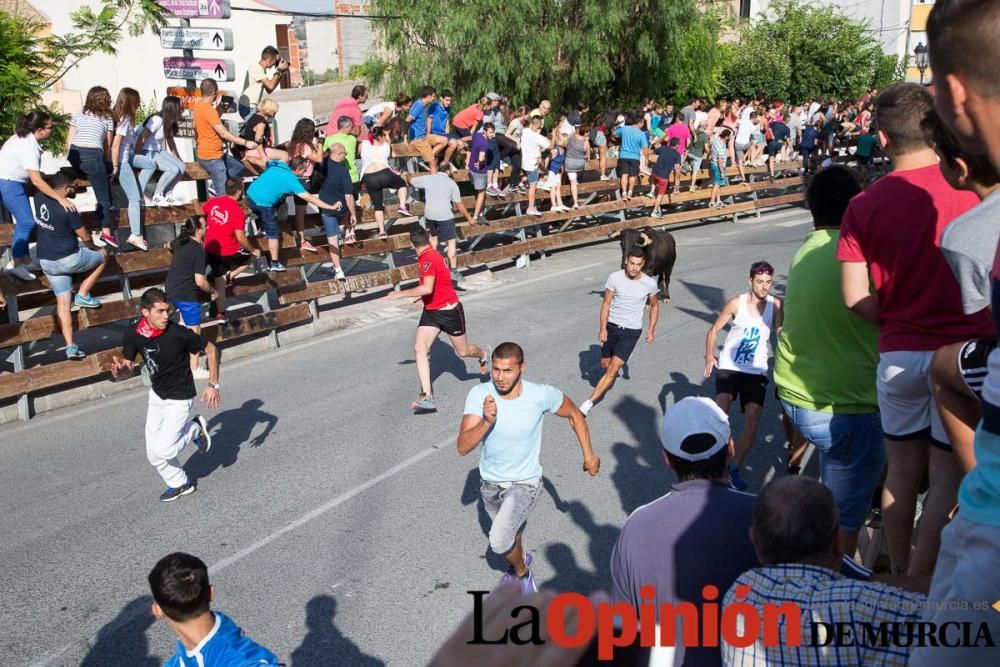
[70,112,113,151]
[722,564,925,667]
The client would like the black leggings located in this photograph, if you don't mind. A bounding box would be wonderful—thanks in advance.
[497,134,522,181]
[362,168,407,211]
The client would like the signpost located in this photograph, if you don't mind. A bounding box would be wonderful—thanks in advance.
[160,27,233,51]
[163,57,235,82]
[157,0,231,19]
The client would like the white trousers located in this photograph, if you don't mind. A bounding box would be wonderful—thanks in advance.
[145,389,196,488]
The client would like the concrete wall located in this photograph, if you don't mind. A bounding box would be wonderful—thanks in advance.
[304,20,339,75]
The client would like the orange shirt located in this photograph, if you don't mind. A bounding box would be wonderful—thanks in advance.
[193,101,223,160]
[452,104,484,130]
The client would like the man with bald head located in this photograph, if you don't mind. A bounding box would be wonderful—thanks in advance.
[722,476,926,667]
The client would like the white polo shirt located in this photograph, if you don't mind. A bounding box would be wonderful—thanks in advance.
[0,134,42,183]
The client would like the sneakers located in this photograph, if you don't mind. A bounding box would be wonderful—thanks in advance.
[192,415,212,454]
[162,194,188,207]
[126,234,149,251]
[6,264,36,281]
[450,269,463,283]
[499,552,536,594]
[397,205,411,217]
[300,240,319,253]
[65,344,86,360]
[479,346,492,375]
[159,483,196,502]
[579,399,594,417]
[98,232,119,249]
[600,174,612,181]
[215,312,228,326]
[651,209,664,219]
[268,261,287,272]
[728,465,748,491]
[525,208,542,217]
[73,293,101,309]
[411,393,437,412]
[476,214,490,226]
[150,193,170,208]
[192,367,210,380]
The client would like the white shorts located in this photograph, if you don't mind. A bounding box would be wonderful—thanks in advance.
[877,350,948,447]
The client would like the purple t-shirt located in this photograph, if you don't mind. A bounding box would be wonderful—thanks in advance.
[469,133,489,174]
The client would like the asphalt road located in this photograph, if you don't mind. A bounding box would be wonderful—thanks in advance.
[1,206,819,666]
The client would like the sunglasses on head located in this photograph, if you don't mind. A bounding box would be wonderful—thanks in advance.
[751,265,774,276]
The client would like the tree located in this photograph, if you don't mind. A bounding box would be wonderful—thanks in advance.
[0,1,165,149]
[362,0,724,111]
[721,0,902,102]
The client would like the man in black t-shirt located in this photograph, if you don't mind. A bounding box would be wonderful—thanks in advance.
[110,288,221,502]
[35,173,109,360]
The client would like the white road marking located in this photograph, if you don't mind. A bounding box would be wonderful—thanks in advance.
[775,218,810,227]
[720,230,741,236]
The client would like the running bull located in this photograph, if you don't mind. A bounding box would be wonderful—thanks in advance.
[615,227,677,301]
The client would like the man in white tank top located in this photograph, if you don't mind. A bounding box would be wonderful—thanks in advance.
[704,261,783,490]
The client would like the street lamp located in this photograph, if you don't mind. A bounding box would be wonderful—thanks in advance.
[914,42,929,85]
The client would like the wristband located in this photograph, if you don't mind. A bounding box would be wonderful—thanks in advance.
[208,383,221,390]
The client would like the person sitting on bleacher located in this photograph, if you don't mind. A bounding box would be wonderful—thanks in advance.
[203,178,260,324]
[245,157,343,272]
[34,173,109,360]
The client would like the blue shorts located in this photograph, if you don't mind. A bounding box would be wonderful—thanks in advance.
[172,300,202,327]
[526,170,540,184]
[320,211,346,239]
[247,196,280,240]
[710,161,726,186]
[782,401,885,531]
[40,248,105,296]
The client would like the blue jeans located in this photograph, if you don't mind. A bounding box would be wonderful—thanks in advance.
[69,146,113,229]
[117,161,142,236]
[198,154,244,196]
[247,196,279,239]
[782,401,885,530]
[0,178,35,258]
[134,151,184,198]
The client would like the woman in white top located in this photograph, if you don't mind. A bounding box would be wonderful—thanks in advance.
[133,96,187,210]
[0,111,75,281]
[67,86,117,248]
[359,126,409,238]
[110,88,148,251]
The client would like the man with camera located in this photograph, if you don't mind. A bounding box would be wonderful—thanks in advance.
[238,45,289,120]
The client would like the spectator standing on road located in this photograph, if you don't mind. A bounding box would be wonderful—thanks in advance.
[458,342,600,593]
[360,126,410,238]
[774,166,882,558]
[838,83,994,578]
[1,111,72,281]
[238,45,288,120]
[317,143,354,282]
[35,173,109,360]
[165,216,217,379]
[384,226,489,412]
[578,247,659,416]
[704,261,783,491]
[410,164,476,282]
[134,96,188,210]
[203,179,259,323]
[110,87,148,251]
[109,288,218,502]
[66,86,117,249]
[194,79,257,196]
[324,84,368,140]
[149,552,280,666]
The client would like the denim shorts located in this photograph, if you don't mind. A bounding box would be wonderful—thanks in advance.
[320,211,346,239]
[247,196,280,240]
[782,401,885,531]
[40,248,105,296]
[877,350,947,447]
[525,169,540,184]
[480,478,542,554]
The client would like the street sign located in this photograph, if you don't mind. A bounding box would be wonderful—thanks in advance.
[160,27,233,51]
[163,57,235,82]
[156,0,231,19]
[166,86,236,109]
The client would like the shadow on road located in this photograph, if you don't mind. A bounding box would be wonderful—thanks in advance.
[397,338,484,385]
[544,500,619,595]
[290,595,384,666]
[609,396,674,514]
[79,596,160,667]
[186,399,278,483]
[658,371,705,415]
[675,278,726,325]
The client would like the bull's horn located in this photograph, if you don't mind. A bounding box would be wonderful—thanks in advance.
[639,232,651,247]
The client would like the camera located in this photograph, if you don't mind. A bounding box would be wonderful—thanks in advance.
[219,95,235,112]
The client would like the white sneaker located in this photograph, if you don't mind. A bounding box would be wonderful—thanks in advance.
[334,267,346,281]
[91,232,107,248]
[127,234,149,251]
[525,208,542,217]
[7,264,36,281]
[151,193,170,208]
[600,174,612,181]
[163,194,188,207]
[192,368,211,380]
[579,399,594,417]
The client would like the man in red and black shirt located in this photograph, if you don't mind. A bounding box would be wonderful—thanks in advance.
[385,226,489,412]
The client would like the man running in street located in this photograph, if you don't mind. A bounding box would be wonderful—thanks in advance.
[579,247,659,416]
[110,288,221,502]
[458,342,601,592]
[384,226,489,413]
[704,261,783,491]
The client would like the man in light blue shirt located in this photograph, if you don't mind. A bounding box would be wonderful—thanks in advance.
[458,341,600,594]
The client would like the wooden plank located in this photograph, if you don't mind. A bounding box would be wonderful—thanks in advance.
[0,349,122,400]
[206,302,312,343]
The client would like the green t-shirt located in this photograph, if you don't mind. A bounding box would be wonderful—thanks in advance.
[323,133,359,182]
[774,229,879,413]
[689,131,709,158]
[855,133,878,157]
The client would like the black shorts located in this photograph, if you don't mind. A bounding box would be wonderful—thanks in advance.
[450,126,472,140]
[959,338,997,399]
[619,158,640,177]
[715,369,769,411]
[766,140,784,157]
[207,252,250,277]
[425,218,457,242]
[601,323,641,362]
[418,302,466,337]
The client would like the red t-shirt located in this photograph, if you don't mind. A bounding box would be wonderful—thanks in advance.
[453,105,484,130]
[418,247,458,310]
[203,195,246,256]
[837,164,994,352]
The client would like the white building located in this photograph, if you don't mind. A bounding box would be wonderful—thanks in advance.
[304,19,339,76]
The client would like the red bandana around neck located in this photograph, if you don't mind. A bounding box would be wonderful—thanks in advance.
[136,318,166,339]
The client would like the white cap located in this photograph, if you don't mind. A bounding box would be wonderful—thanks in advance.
[660,397,731,462]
